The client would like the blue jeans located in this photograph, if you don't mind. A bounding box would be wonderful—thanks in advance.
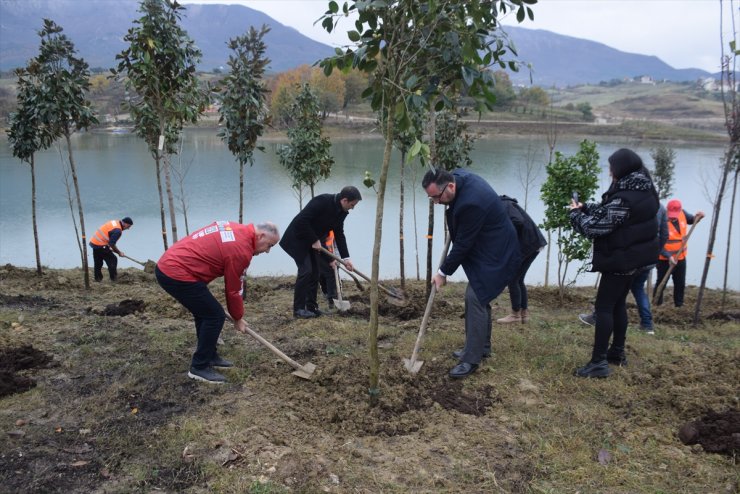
[630,267,653,329]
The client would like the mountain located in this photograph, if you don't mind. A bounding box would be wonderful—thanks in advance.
[504,26,711,87]
[0,0,333,73]
[0,0,712,86]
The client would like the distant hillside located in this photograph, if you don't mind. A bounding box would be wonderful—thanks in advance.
[504,26,711,86]
[0,0,713,86]
[0,0,333,73]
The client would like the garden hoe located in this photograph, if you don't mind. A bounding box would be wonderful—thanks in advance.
[332,264,351,312]
[319,247,407,306]
[227,315,316,380]
[404,235,452,374]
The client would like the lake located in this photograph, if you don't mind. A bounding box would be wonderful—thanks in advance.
[1,128,737,290]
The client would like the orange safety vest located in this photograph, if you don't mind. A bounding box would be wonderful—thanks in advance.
[90,220,122,247]
[659,211,687,261]
[324,230,335,253]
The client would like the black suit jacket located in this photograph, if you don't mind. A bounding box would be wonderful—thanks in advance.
[279,194,350,263]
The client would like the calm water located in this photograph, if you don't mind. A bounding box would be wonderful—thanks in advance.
[1,128,737,290]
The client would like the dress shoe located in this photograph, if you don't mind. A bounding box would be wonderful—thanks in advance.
[449,362,479,378]
[309,308,324,317]
[451,349,491,360]
[293,309,318,319]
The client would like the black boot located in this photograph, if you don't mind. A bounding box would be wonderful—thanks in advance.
[574,355,612,378]
[606,345,628,367]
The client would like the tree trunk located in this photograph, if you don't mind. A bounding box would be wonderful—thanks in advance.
[155,153,168,250]
[239,161,244,223]
[412,164,420,280]
[544,231,551,287]
[398,150,406,290]
[425,201,434,299]
[693,145,735,324]
[163,153,178,243]
[30,156,42,275]
[721,166,738,309]
[65,131,90,290]
[367,116,395,405]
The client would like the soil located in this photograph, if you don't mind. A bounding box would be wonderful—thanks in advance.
[0,264,738,493]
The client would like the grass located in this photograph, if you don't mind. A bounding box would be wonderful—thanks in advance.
[0,267,737,492]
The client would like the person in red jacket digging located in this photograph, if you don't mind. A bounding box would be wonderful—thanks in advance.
[155,221,280,384]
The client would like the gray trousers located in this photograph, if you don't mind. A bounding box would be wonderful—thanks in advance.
[459,284,492,364]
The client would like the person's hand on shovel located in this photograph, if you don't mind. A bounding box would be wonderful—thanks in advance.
[233,317,251,335]
[432,272,447,290]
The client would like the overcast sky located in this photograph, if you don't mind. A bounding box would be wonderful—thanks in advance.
[181,0,736,73]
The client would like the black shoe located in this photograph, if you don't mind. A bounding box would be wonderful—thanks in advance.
[188,366,226,384]
[294,309,318,319]
[449,362,479,378]
[309,308,324,317]
[606,352,628,367]
[574,359,612,378]
[451,349,491,360]
[210,355,233,368]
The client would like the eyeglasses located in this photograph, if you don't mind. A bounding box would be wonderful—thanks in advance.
[430,183,449,200]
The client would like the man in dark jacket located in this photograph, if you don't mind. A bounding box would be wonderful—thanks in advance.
[423,169,521,378]
[280,186,361,318]
[497,196,547,324]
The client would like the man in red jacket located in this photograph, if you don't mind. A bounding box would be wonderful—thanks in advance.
[155,221,280,384]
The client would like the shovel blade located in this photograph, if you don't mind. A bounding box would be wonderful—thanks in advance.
[332,298,351,312]
[403,358,424,373]
[291,362,316,380]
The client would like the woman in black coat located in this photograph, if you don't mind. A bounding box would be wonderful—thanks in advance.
[569,148,660,378]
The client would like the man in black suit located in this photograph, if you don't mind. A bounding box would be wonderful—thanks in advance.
[423,169,521,378]
[280,186,361,318]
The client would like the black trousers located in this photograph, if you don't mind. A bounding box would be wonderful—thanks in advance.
[507,250,540,311]
[592,272,635,361]
[318,255,337,300]
[155,267,225,370]
[293,251,320,312]
[654,259,687,307]
[92,246,118,281]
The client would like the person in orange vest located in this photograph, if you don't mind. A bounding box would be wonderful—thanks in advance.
[318,230,338,308]
[89,217,133,282]
[653,199,704,307]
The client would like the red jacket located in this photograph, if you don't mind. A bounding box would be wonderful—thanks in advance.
[157,222,256,320]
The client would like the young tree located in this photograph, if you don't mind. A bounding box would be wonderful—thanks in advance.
[540,140,600,298]
[650,145,676,200]
[6,65,55,275]
[320,0,536,399]
[694,9,739,324]
[217,25,271,223]
[114,0,209,248]
[33,19,98,288]
[277,83,334,205]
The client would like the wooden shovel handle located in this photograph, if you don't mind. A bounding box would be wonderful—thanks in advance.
[122,254,146,266]
[318,247,399,298]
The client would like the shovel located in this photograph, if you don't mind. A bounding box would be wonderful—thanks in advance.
[652,216,702,305]
[332,263,351,312]
[404,283,438,373]
[227,315,316,380]
[122,254,157,273]
[338,265,365,292]
[404,235,452,373]
[318,247,407,304]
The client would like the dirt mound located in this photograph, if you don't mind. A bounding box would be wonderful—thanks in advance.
[0,344,53,397]
[678,409,740,456]
[99,299,146,316]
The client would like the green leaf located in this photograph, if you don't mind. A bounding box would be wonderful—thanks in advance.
[329,1,339,14]
[348,30,361,42]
